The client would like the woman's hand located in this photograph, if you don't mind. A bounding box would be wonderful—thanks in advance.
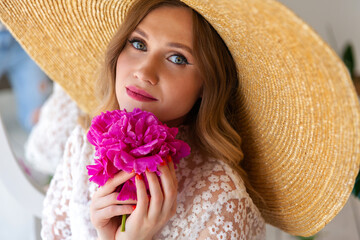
[115,159,178,240]
[90,171,136,240]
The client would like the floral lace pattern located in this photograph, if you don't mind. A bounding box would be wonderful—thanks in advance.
[41,125,98,239]
[41,124,266,239]
[154,149,266,240]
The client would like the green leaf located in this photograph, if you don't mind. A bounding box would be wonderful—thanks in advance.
[342,44,355,79]
[352,170,360,198]
[296,235,316,240]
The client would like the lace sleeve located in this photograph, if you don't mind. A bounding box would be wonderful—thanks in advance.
[155,153,266,240]
[25,83,81,175]
[40,125,84,239]
[41,125,98,240]
[41,129,74,239]
[195,173,266,240]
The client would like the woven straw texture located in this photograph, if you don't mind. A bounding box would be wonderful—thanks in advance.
[1,0,359,236]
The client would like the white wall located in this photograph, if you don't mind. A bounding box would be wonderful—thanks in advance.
[278,0,360,75]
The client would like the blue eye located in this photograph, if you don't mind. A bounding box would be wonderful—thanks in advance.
[169,55,189,65]
[128,39,146,51]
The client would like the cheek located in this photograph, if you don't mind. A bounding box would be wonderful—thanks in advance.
[115,56,129,97]
[115,78,121,103]
[172,79,202,111]
[115,56,126,82]
[186,74,203,103]
[115,66,122,98]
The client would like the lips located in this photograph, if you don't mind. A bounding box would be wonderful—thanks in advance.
[126,86,158,102]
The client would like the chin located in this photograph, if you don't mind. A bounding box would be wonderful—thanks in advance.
[120,104,150,114]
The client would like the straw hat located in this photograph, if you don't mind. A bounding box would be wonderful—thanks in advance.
[1,0,359,236]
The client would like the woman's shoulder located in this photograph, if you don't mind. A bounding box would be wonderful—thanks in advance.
[176,150,250,201]
[67,123,90,146]
[158,150,266,239]
[63,123,95,169]
[64,123,98,197]
[176,150,264,218]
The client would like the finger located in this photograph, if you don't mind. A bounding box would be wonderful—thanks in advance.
[93,192,137,210]
[134,174,149,216]
[96,171,135,197]
[167,157,175,174]
[167,158,178,189]
[92,204,134,228]
[146,170,164,219]
[170,199,177,217]
[157,163,177,214]
[158,161,176,189]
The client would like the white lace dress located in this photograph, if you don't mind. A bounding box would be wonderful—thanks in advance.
[38,87,266,240]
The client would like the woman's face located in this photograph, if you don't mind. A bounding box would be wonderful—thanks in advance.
[115,6,203,126]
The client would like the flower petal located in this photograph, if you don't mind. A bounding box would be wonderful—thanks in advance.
[133,155,163,173]
[117,178,137,201]
[86,108,190,191]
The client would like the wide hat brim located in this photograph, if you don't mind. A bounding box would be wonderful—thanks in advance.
[1,0,359,236]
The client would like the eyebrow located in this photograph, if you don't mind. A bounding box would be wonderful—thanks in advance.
[134,28,193,55]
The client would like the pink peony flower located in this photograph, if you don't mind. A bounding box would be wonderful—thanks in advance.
[86,108,191,201]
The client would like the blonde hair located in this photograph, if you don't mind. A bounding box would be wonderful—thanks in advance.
[91,0,265,205]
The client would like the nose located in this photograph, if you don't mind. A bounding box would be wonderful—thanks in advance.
[133,55,159,85]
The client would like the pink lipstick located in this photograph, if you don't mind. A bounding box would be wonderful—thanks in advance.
[126,86,158,102]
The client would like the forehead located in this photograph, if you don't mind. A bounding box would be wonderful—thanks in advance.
[136,6,194,45]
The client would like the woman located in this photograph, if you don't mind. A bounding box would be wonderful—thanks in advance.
[1,0,359,239]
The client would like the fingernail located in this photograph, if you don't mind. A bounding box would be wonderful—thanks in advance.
[146,167,150,172]
[131,169,135,173]
[136,174,142,180]
[132,205,136,210]
[167,155,172,163]
[160,160,167,166]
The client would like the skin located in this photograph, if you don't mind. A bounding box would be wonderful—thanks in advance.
[90,6,203,240]
[115,6,203,127]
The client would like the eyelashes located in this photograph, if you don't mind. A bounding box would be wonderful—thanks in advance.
[168,55,189,65]
[128,38,147,51]
[127,37,190,65]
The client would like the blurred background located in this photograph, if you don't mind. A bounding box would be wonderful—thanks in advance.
[0,0,359,239]
[279,0,360,97]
